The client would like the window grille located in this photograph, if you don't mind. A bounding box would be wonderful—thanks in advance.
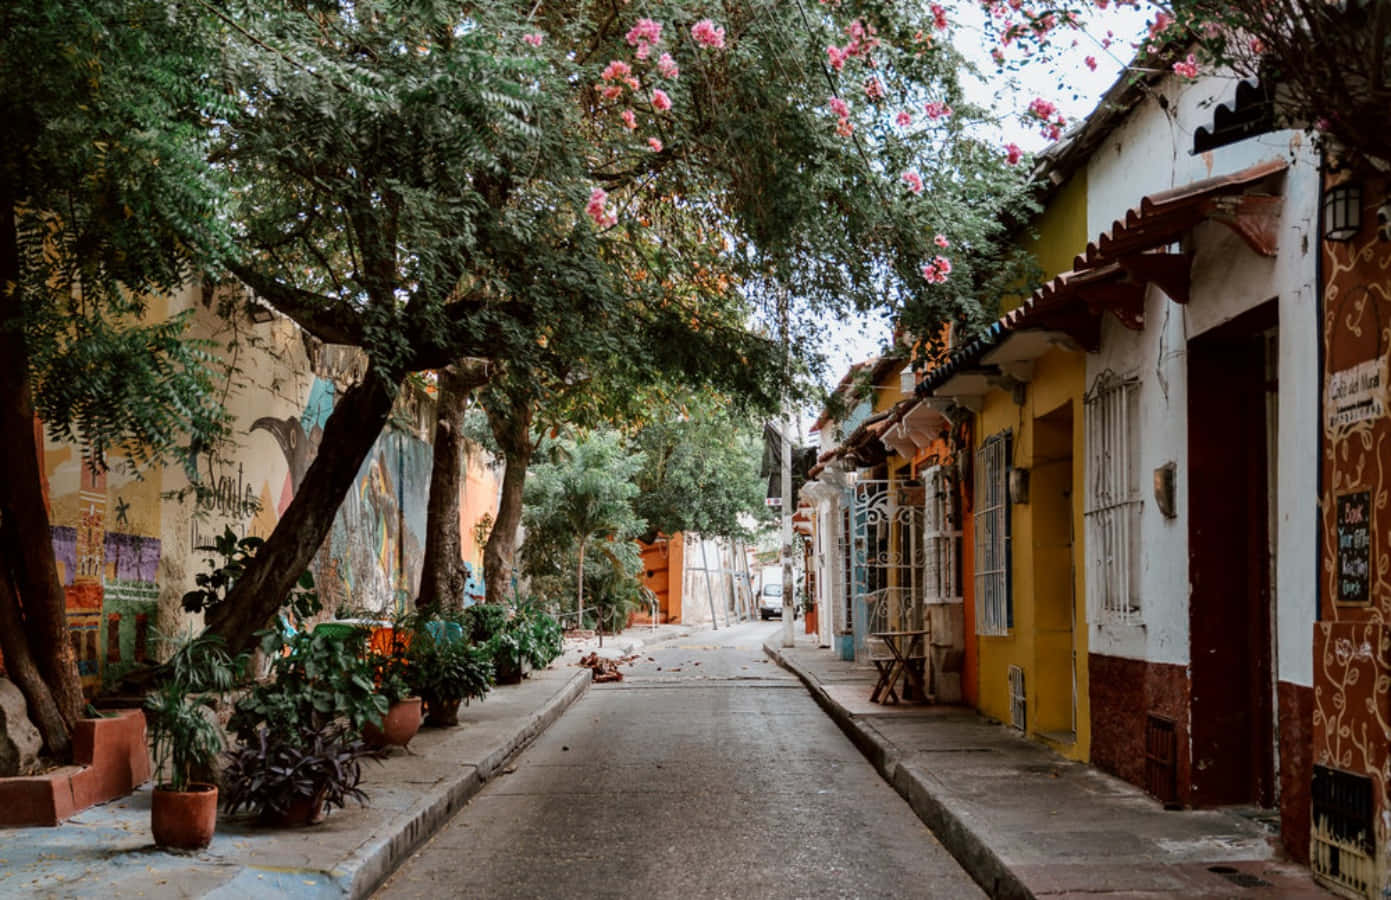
[922,465,962,605]
[974,434,1011,635]
[1084,372,1141,625]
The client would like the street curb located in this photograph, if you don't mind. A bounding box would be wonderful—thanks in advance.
[339,666,592,899]
[763,641,1032,900]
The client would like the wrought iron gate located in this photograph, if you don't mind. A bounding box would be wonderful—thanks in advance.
[849,479,923,659]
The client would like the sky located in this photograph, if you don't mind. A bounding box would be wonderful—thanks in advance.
[801,1,1155,433]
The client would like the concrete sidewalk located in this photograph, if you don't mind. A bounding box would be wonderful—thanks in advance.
[0,624,707,900]
[766,636,1330,899]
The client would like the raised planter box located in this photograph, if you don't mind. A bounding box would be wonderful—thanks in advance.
[0,709,150,826]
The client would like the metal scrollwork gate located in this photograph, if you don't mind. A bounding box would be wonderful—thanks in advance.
[849,479,923,659]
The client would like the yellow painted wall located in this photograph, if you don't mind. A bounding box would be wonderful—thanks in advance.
[1002,172,1089,314]
[971,347,1090,761]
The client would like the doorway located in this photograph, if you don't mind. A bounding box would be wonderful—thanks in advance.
[1033,400,1077,740]
[1187,301,1278,808]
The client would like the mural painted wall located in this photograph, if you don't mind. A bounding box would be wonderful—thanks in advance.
[28,283,498,690]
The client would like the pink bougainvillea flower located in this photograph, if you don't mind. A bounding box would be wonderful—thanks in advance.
[930,3,949,30]
[934,233,949,248]
[1172,53,1199,79]
[587,188,616,228]
[864,78,885,101]
[1005,142,1023,165]
[522,32,544,47]
[626,18,663,47]
[1027,97,1056,119]
[600,84,624,101]
[924,100,952,120]
[691,19,726,49]
[621,108,637,129]
[601,60,633,82]
[651,88,672,112]
[648,137,664,152]
[657,52,679,79]
[827,45,848,71]
[920,255,953,283]
[836,117,854,137]
[902,171,924,194]
[828,96,851,118]
[895,110,913,127]
[1084,55,1097,71]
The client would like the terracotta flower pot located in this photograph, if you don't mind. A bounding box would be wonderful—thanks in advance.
[423,694,462,727]
[364,697,423,748]
[259,788,327,827]
[152,783,218,850]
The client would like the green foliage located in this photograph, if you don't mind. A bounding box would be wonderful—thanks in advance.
[404,616,493,706]
[182,527,321,624]
[629,395,769,541]
[144,633,243,793]
[3,0,232,475]
[461,604,510,646]
[222,726,373,821]
[230,626,388,745]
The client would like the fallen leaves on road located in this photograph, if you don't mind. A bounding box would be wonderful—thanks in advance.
[578,652,634,682]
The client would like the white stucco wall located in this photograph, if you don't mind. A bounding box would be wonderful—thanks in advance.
[1082,72,1320,687]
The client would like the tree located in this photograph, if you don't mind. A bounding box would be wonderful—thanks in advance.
[197,0,1032,653]
[521,431,646,629]
[976,1,1391,171]
[630,394,770,543]
[0,1,228,755]
[417,362,491,611]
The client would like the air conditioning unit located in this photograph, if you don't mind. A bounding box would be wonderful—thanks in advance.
[1007,665,1026,731]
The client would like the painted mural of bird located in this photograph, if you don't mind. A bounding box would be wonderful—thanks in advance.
[250,416,322,495]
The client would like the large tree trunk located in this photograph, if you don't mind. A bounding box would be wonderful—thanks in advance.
[0,193,83,757]
[0,568,70,756]
[482,400,533,606]
[575,541,586,630]
[418,363,490,610]
[205,365,400,655]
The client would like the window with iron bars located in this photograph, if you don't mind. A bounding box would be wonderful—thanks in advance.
[922,465,962,605]
[1084,372,1141,625]
[974,434,1011,635]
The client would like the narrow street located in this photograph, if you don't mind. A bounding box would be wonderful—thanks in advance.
[376,621,982,899]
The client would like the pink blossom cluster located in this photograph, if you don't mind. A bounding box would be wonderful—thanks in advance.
[924,100,952,120]
[865,78,885,102]
[599,58,641,102]
[828,96,851,118]
[522,32,544,47]
[930,4,949,31]
[648,137,663,152]
[1005,142,1023,165]
[652,88,672,112]
[657,52,679,79]
[587,188,616,228]
[1172,53,1199,79]
[895,110,913,127]
[902,171,924,194]
[1026,97,1065,141]
[621,108,637,129]
[921,255,952,283]
[626,18,663,59]
[690,19,726,49]
[826,19,878,72]
[934,233,950,248]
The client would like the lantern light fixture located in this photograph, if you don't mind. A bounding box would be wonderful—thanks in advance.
[1324,182,1363,242]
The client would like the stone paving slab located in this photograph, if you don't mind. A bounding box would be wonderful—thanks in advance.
[765,636,1331,899]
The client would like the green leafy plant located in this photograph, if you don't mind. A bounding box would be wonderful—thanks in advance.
[527,611,564,670]
[182,528,320,625]
[143,633,243,792]
[461,604,509,645]
[406,624,493,707]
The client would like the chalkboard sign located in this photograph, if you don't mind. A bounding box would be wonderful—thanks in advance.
[1337,490,1372,606]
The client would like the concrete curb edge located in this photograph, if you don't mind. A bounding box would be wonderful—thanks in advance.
[762,641,1033,900]
[341,666,593,899]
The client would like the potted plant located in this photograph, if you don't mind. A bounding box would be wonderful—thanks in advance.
[224,625,385,826]
[363,629,421,748]
[407,618,493,726]
[144,633,242,850]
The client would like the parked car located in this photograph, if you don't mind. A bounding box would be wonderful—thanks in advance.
[759,583,783,620]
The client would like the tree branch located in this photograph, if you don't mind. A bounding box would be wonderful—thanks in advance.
[225,260,367,346]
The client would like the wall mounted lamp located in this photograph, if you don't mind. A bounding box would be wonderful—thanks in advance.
[1324,182,1363,242]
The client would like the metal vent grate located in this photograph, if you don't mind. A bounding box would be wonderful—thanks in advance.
[1311,765,1375,898]
[1007,665,1026,731]
[1144,714,1178,807]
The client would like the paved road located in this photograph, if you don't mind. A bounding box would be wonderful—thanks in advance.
[376,620,982,899]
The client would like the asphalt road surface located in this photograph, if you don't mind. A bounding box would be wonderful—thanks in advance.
[376,620,983,900]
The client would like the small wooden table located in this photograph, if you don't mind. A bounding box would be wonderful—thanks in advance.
[869,630,930,705]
